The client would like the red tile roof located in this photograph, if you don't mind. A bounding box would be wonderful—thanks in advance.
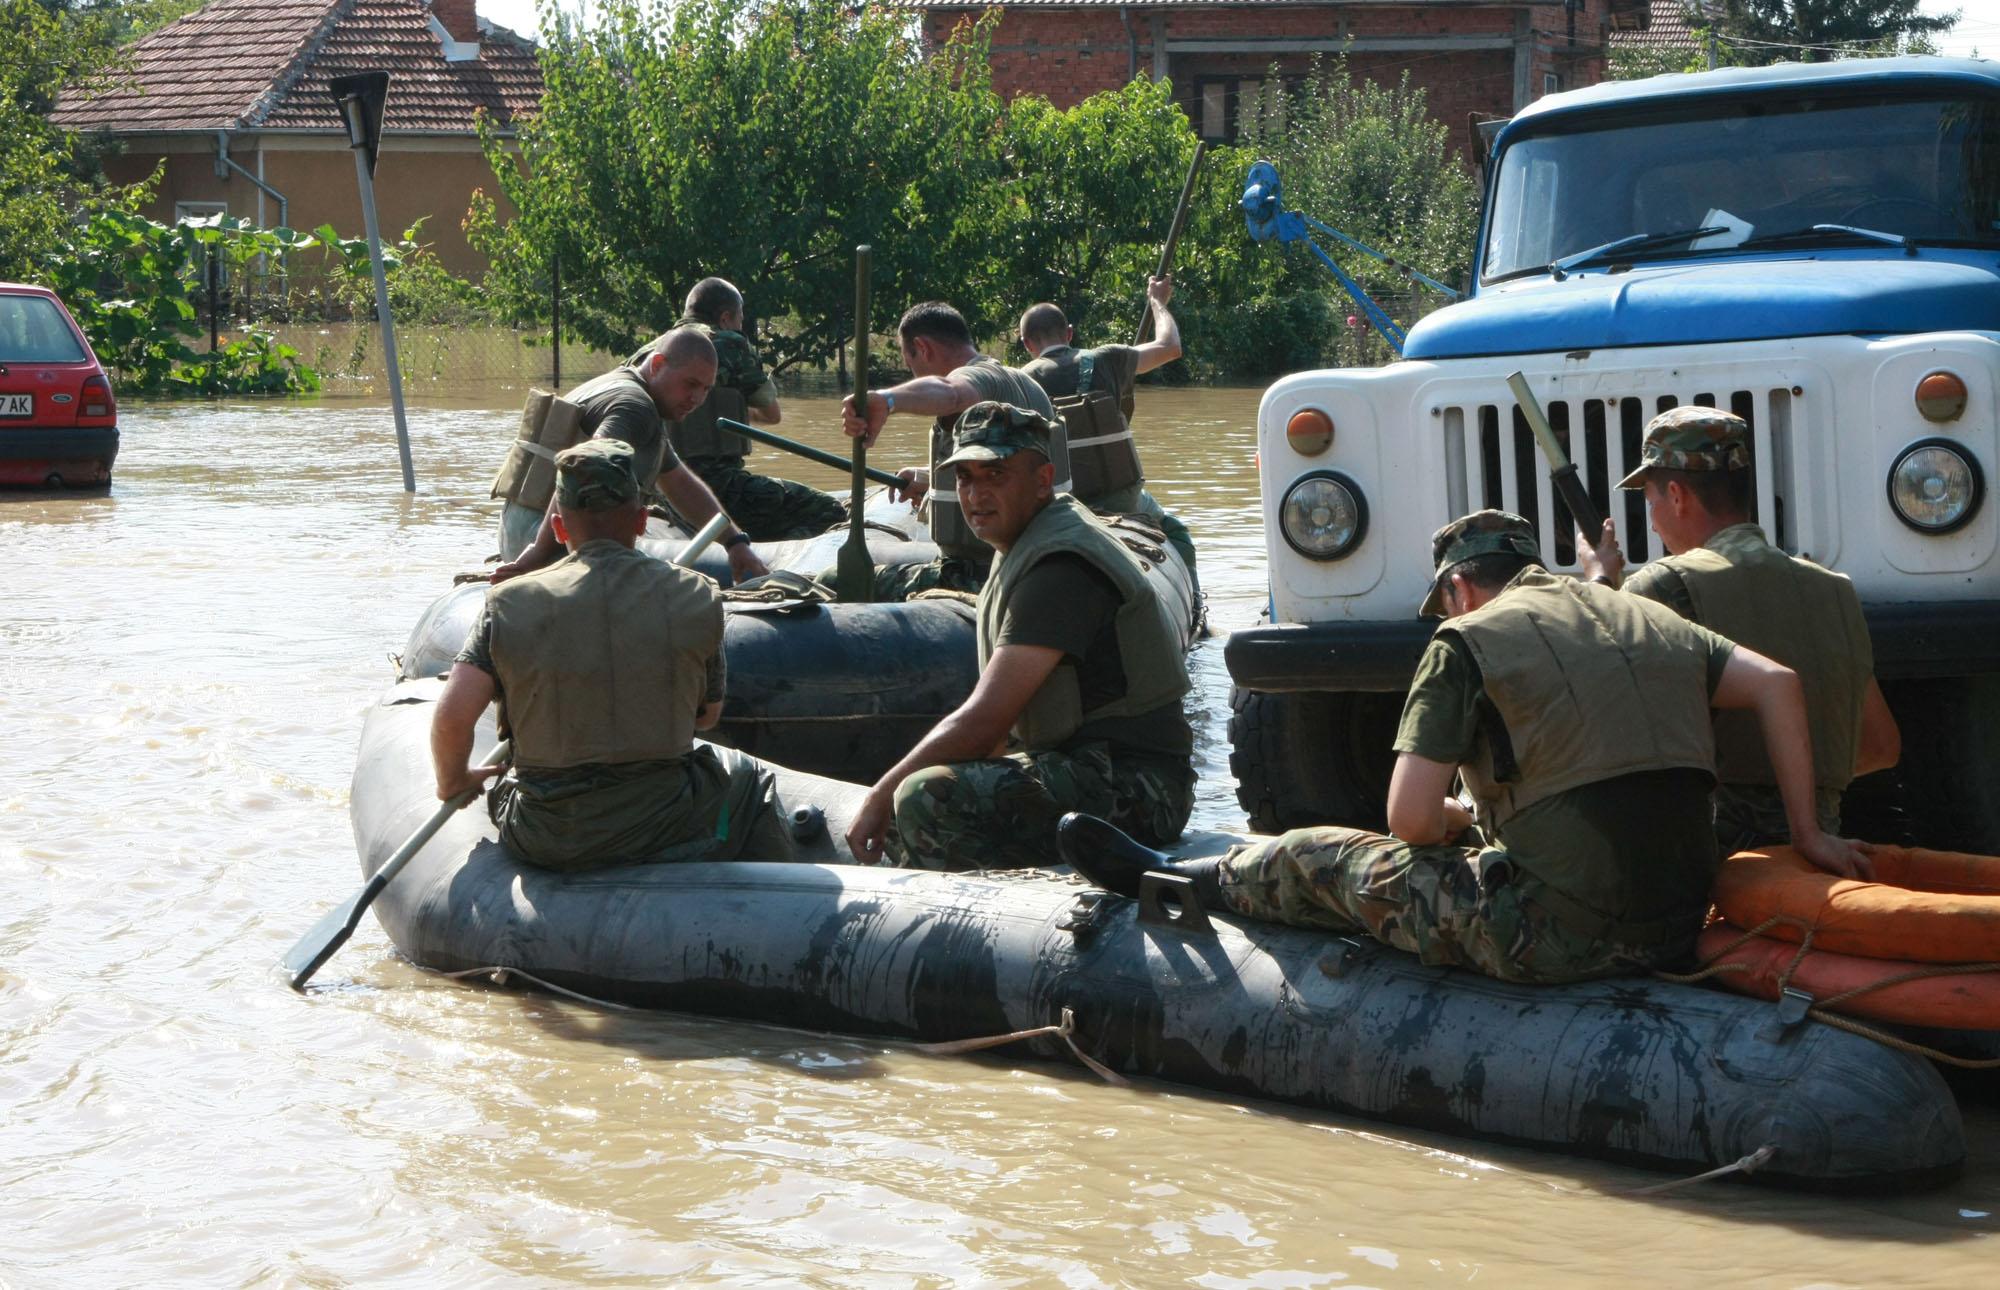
[52,0,542,135]
[1613,0,1706,54]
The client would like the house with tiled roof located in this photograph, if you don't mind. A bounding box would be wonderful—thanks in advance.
[52,0,541,275]
[1610,0,1709,71]
[905,0,1654,152]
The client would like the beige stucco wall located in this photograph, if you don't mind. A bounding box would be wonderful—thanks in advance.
[98,134,515,278]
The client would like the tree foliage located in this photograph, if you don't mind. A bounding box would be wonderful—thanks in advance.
[1710,0,1955,63]
[472,0,1011,372]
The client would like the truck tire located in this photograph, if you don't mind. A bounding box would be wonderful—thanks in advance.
[1880,676,2000,854]
[1228,688,1400,833]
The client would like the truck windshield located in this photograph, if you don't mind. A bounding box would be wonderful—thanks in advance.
[1483,92,2000,282]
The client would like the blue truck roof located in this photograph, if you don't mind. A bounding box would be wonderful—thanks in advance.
[1497,56,2000,148]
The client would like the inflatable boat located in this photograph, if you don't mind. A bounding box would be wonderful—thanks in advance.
[413,491,1199,781]
[350,679,1968,1192]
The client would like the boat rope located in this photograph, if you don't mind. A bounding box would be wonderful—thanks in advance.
[914,1006,1131,1087]
[1617,1144,1777,1196]
[1655,914,2000,1068]
[436,965,641,1012]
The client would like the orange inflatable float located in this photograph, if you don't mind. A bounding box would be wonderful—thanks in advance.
[1699,846,2000,1030]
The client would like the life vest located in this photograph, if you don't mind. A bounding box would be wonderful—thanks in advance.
[489,387,586,513]
[975,494,1189,751]
[928,358,1067,562]
[1663,524,1871,794]
[486,540,722,768]
[1025,348,1145,513]
[669,383,751,462]
[1444,569,1717,834]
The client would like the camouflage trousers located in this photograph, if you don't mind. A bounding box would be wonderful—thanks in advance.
[868,555,990,603]
[1712,783,1842,857]
[691,459,848,542]
[1217,827,1693,985]
[890,743,1194,872]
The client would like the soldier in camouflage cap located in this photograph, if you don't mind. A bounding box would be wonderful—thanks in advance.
[1578,406,1902,856]
[554,438,641,511]
[1616,405,1753,488]
[1061,497,1873,985]
[1419,509,1543,618]
[845,400,1193,871]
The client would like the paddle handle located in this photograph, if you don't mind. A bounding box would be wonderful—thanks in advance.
[836,246,875,603]
[675,512,731,567]
[1133,141,1207,348]
[719,417,901,488]
[1506,370,1605,540]
[374,737,512,890]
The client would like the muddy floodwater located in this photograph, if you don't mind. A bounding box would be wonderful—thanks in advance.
[4,382,1997,1285]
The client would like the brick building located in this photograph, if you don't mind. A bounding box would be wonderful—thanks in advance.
[52,0,541,276]
[907,1,1655,150]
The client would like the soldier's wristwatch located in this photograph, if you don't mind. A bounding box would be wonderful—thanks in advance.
[881,390,896,414]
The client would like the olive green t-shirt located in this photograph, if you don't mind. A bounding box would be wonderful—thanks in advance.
[993,552,1192,761]
[1393,633,1731,923]
[567,367,682,487]
[1029,344,1143,402]
[952,355,1056,421]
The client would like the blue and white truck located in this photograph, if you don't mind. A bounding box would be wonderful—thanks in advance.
[1227,57,2000,851]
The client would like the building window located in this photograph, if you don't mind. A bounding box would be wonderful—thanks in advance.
[1193,75,1300,143]
[175,200,227,223]
[1542,71,1562,97]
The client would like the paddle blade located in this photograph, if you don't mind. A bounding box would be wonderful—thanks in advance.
[836,529,873,603]
[282,888,367,991]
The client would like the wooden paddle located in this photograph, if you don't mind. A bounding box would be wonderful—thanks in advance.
[717,416,902,488]
[836,245,874,602]
[283,514,731,991]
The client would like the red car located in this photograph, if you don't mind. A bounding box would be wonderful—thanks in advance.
[0,283,118,488]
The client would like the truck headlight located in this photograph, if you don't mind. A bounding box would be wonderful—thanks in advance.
[1888,439,1983,534]
[1280,471,1367,559]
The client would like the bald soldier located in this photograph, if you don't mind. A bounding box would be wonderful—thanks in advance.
[1578,406,1901,854]
[435,440,794,870]
[495,327,771,586]
[846,403,1193,871]
[638,278,847,541]
[1017,274,1200,598]
[1061,510,1870,986]
[840,302,1056,600]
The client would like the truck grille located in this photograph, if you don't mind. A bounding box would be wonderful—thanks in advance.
[1436,386,1802,569]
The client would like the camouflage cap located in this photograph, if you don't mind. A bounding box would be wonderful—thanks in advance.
[936,401,1056,470]
[1419,509,1543,618]
[555,438,641,510]
[1616,406,1752,489]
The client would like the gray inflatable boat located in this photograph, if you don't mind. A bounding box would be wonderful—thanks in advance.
[352,680,1966,1192]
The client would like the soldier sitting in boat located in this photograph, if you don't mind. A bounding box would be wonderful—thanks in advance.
[839,302,1056,600]
[1578,406,1902,856]
[433,439,794,871]
[1017,274,1199,599]
[637,278,848,542]
[845,402,1194,869]
[494,327,771,586]
[1059,509,1873,986]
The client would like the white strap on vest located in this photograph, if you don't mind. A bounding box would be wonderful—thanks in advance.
[1064,428,1135,449]
[517,441,562,463]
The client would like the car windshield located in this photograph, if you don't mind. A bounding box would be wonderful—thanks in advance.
[0,295,87,363]
[1482,92,2000,282]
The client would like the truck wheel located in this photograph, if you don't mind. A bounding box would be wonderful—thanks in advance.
[1881,676,2000,854]
[1228,688,1400,833]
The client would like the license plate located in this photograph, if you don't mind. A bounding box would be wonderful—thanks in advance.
[0,394,30,417]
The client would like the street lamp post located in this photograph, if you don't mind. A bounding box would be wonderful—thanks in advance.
[330,71,415,493]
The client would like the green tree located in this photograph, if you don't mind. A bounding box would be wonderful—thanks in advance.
[1711,0,1956,62]
[470,0,1010,373]
[995,77,1200,349]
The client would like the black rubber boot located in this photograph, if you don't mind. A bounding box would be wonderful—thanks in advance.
[1057,812,1175,897]
[1173,857,1228,911]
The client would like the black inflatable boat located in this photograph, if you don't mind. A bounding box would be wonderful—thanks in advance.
[351,680,1967,1192]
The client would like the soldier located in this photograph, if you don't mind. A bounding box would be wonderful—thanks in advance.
[1017,274,1199,598]
[839,302,1056,600]
[495,327,770,585]
[433,439,794,871]
[844,403,1194,870]
[1577,406,1901,854]
[1059,510,1872,986]
[639,278,847,541]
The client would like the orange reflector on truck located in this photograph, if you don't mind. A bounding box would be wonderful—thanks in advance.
[1916,371,1967,423]
[1286,408,1334,455]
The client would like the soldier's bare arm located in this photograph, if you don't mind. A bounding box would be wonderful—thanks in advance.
[1712,647,1873,879]
[1385,751,1462,845]
[1854,678,1902,777]
[431,663,502,801]
[1132,275,1183,374]
[840,371,989,448]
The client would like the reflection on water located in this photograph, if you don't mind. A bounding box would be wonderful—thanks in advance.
[2,384,1996,1284]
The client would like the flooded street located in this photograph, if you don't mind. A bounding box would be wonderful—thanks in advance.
[3,384,1997,1285]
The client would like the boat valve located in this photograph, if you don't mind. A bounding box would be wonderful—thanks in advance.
[789,805,827,842]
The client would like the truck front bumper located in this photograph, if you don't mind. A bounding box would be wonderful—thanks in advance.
[1226,600,2000,694]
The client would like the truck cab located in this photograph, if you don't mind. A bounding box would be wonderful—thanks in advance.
[1226,58,2000,851]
